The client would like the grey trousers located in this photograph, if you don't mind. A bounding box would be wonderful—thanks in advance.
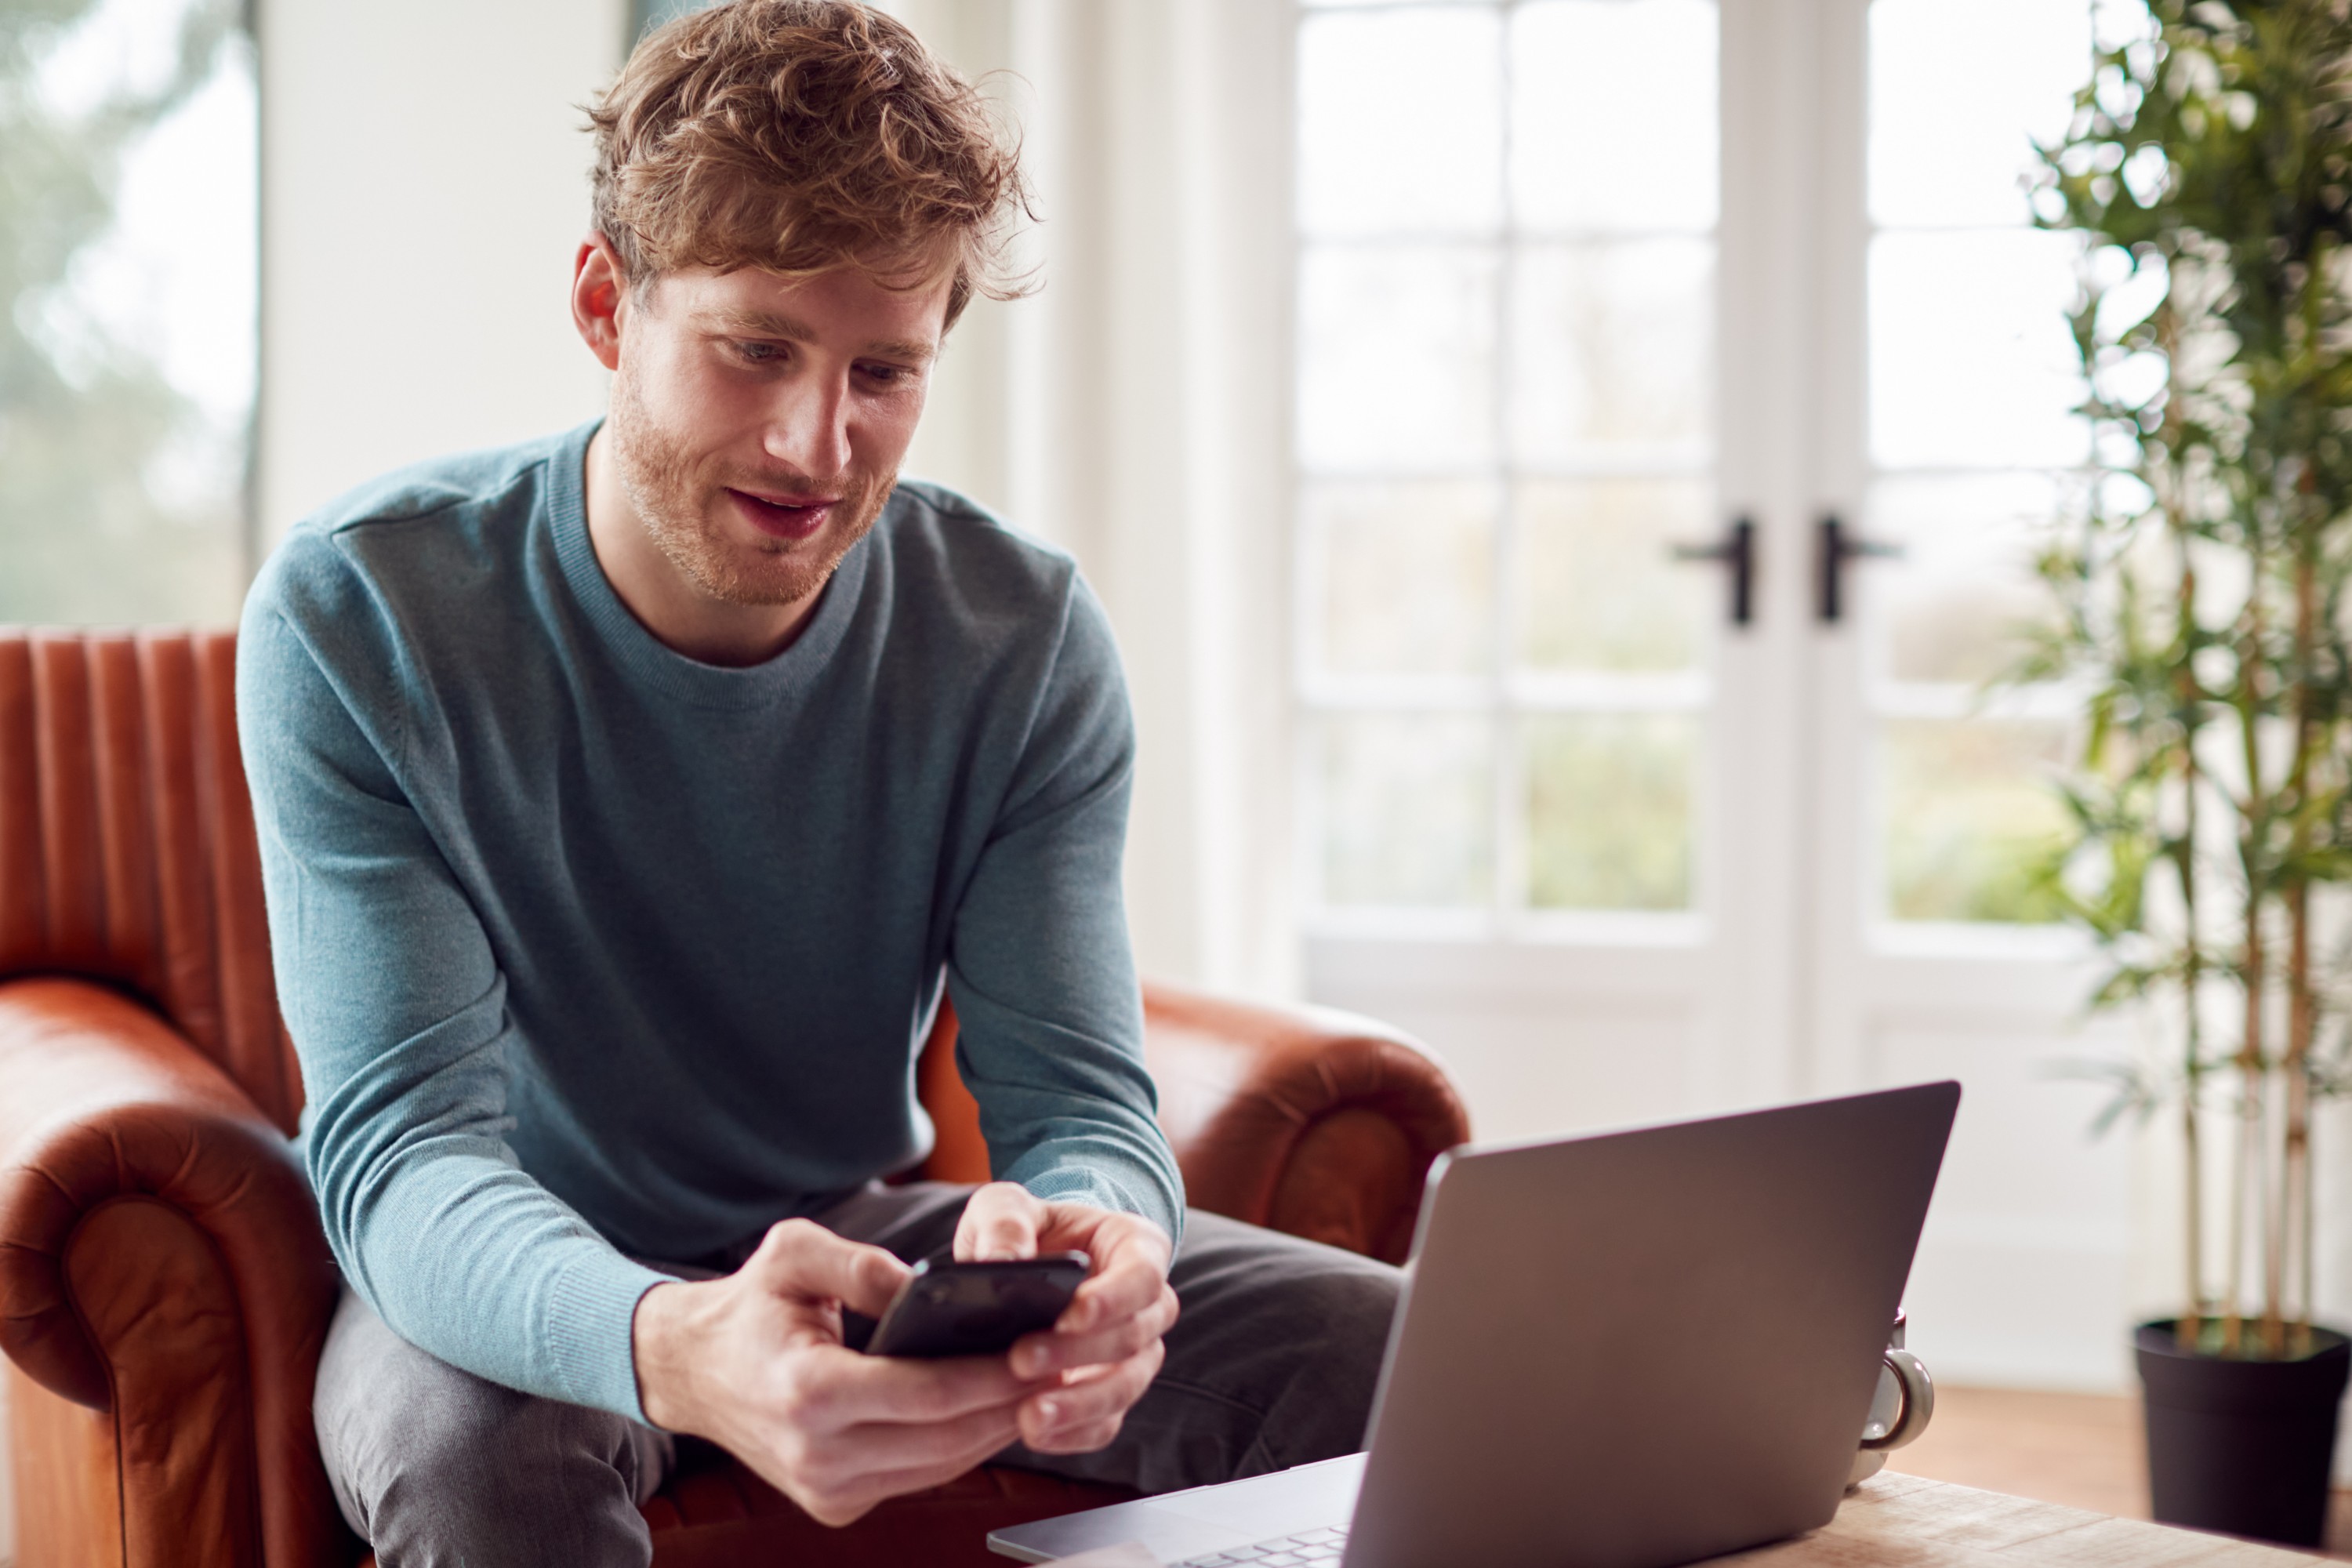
[315,1183,1403,1566]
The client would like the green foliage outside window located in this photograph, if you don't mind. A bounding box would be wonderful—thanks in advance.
[1,0,249,626]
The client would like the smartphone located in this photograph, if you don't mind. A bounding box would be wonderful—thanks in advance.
[866,1252,1092,1359]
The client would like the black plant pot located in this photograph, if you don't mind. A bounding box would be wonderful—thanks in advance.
[2136,1319,2352,1547]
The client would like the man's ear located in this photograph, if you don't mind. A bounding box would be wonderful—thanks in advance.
[572,234,630,371]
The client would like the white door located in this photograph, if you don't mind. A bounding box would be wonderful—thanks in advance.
[1295,0,1802,1152]
[1298,0,2139,1391]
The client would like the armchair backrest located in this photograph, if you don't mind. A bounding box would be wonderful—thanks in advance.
[0,629,299,1133]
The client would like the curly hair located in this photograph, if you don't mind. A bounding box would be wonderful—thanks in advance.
[587,0,1029,328]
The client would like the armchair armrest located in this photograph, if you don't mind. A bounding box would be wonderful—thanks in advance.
[1142,981,1471,1265]
[0,976,347,1566]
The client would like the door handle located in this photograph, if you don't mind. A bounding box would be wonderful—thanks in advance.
[1817,514,1902,623]
[1670,517,1755,626]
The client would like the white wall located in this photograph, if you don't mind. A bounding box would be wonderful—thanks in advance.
[256,0,625,542]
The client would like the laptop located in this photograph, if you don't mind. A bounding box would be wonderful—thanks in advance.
[989,1081,1960,1568]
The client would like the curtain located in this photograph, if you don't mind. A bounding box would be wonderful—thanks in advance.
[893,0,1303,1000]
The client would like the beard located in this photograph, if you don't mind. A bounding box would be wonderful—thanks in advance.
[604,362,895,608]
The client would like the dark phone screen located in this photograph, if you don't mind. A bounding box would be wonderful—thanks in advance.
[865,1253,1091,1359]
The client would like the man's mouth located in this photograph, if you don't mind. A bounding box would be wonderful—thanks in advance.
[725,486,838,543]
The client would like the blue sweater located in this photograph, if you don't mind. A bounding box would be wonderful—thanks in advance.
[236,422,1179,1422]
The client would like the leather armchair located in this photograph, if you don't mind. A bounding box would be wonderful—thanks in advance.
[0,628,1472,1568]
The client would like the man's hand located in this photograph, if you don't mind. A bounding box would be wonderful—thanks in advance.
[955,1182,1181,1456]
[632,1219,1049,1526]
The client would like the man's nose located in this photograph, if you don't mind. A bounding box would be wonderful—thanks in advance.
[763,372,852,480]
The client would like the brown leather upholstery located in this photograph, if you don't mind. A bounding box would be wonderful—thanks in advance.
[0,979,345,1568]
[0,630,299,1134]
[0,626,1472,1567]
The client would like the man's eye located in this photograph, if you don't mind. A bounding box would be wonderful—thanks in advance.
[735,340,786,364]
[858,362,909,387]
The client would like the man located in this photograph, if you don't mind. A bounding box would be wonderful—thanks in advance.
[236,3,1399,1563]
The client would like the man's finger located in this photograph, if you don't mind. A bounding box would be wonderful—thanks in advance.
[798,1340,1046,1424]
[809,1399,1025,1479]
[1018,1341,1163,1447]
[817,1439,1029,1526]
[956,1181,1042,1262]
[1033,1207,1172,1275]
[708,1383,997,1529]
[1024,1415,1125,1456]
[1059,1253,1173,1334]
[749,1218,911,1319]
[1013,1282,1177,1377]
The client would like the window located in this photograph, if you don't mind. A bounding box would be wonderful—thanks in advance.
[0,0,257,626]
[1298,0,2108,938]
[633,0,710,41]
[1294,0,1721,933]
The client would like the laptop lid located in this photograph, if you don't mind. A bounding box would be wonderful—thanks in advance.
[1340,1080,1959,1568]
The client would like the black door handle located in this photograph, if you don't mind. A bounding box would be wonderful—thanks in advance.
[1670,517,1755,626]
[1817,514,1902,623]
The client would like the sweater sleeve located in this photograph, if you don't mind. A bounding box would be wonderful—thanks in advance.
[238,554,671,1422]
[943,577,1185,1245]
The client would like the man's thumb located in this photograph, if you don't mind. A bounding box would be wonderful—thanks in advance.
[749,1218,910,1318]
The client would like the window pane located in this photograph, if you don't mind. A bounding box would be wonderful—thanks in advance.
[1298,245,1500,473]
[632,0,715,38]
[1869,228,2087,471]
[1867,472,2072,685]
[1869,0,2090,230]
[1509,238,1712,469]
[1882,718,2070,924]
[1319,714,1494,908]
[1298,8,1503,238]
[2,0,255,624]
[1294,0,1722,931]
[1515,477,1710,673]
[1510,0,1718,234]
[1524,713,1695,910]
[1307,481,1495,677]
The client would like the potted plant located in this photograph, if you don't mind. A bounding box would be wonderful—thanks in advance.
[2027,0,2352,1547]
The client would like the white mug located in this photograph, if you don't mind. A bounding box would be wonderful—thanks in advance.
[1847,1310,1935,1489]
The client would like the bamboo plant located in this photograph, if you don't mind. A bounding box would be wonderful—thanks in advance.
[2026,0,2352,1359]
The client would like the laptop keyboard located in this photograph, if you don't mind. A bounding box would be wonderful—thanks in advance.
[1171,1526,1348,1566]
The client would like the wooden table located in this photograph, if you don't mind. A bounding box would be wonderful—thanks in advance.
[1712,1471,2325,1566]
[1047,1471,2326,1566]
